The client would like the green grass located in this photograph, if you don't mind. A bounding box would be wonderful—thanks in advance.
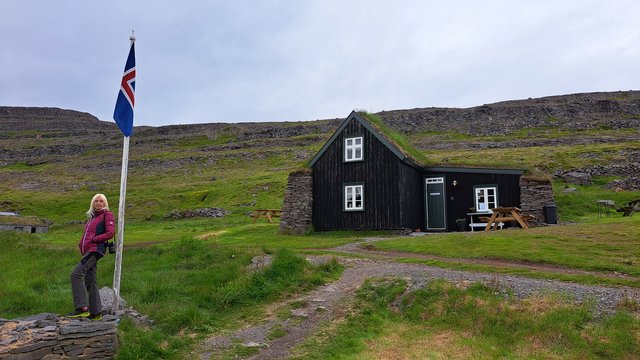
[421,140,640,171]
[0,162,51,171]
[292,278,640,359]
[409,127,639,144]
[369,217,640,277]
[0,231,343,359]
[0,232,77,317]
[3,106,640,358]
[554,178,640,221]
[359,112,432,166]
[214,223,374,250]
[174,135,218,148]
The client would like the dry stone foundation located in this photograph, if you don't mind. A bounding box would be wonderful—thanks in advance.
[0,287,153,360]
[279,170,313,235]
[0,313,117,359]
[520,178,556,224]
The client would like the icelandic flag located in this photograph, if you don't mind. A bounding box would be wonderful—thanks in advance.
[113,42,136,137]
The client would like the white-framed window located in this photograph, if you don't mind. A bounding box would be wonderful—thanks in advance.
[475,186,498,212]
[344,184,364,210]
[344,136,363,162]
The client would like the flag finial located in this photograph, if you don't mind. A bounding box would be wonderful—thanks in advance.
[130,30,136,42]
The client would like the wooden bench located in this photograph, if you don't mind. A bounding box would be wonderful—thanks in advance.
[519,213,537,223]
[467,212,503,231]
[252,209,282,223]
[617,199,640,217]
[485,207,531,231]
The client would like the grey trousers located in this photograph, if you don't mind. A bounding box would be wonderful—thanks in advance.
[70,252,102,315]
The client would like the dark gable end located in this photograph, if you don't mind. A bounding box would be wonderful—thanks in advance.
[307,110,527,232]
[310,111,423,230]
[308,111,421,168]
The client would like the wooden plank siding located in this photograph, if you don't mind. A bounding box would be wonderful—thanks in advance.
[312,118,423,230]
[428,171,522,231]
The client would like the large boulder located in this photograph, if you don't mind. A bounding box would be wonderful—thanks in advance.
[562,171,592,185]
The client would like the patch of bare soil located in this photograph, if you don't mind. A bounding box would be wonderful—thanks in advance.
[197,239,640,360]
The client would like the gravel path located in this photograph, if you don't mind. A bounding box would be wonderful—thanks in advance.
[333,237,640,281]
[198,239,640,360]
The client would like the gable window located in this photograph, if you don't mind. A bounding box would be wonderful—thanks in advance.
[344,136,363,162]
[475,186,498,212]
[344,184,364,210]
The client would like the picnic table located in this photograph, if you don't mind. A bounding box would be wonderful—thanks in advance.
[252,209,282,223]
[484,207,532,231]
[617,199,640,217]
[467,212,503,231]
[597,200,616,218]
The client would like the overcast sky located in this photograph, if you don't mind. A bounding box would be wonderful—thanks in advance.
[1,1,639,126]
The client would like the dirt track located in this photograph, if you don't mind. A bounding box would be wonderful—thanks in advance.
[198,238,640,360]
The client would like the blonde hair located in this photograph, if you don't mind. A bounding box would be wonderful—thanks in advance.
[87,193,110,219]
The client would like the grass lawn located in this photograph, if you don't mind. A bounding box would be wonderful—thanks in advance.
[0,230,344,359]
[292,278,640,359]
[3,185,640,358]
[370,216,640,277]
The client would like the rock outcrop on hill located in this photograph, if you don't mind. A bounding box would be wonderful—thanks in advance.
[0,106,112,134]
[2,90,639,141]
[1,90,639,192]
[378,91,640,135]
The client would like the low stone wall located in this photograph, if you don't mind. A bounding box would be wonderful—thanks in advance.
[520,178,556,224]
[0,313,117,359]
[279,170,313,235]
[0,288,154,360]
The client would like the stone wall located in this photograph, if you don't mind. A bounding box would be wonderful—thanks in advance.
[520,178,556,225]
[0,313,117,359]
[279,170,313,235]
[0,225,48,233]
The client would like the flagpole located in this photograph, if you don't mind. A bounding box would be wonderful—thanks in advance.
[112,32,135,314]
[112,135,129,313]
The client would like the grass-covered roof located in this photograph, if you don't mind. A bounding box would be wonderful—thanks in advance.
[357,111,431,167]
[0,215,48,226]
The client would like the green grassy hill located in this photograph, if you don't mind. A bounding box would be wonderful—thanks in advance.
[1,93,640,359]
[1,91,639,225]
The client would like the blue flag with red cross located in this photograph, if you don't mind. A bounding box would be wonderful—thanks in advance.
[113,42,136,137]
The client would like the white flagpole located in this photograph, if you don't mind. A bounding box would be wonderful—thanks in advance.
[112,32,135,313]
[112,134,130,313]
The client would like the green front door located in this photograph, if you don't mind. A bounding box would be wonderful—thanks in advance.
[426,177,446,230]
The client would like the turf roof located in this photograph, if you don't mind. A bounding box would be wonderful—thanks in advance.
[357,111,431,166]
[307,110,430,168]
[0,215,48,226]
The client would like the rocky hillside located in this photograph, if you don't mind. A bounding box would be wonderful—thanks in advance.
[1,91,638,221]
[379,91,640,135]
[0,106,110,133]
[4,90,638,166]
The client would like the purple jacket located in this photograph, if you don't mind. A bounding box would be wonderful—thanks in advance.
[79,209,115,255]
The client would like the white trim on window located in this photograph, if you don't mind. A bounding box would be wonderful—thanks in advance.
[344,184,364,210]
[344,136,363,162]
[475,186,498,212]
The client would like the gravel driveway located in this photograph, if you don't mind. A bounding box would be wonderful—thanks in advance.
[198,239,640,360]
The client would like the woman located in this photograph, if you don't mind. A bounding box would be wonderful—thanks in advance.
[67,193,115,320]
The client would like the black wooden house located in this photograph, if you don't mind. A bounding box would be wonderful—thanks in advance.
[308,111,524,232]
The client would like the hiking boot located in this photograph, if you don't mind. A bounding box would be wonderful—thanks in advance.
[88,313,103,321]
[66,309,89,318]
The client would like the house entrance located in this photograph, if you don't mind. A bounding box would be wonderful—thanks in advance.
[425,177,446,230]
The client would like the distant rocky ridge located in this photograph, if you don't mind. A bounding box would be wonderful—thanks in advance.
[2,90,639,139]
[379,91,640,136]
[0,106,110,133]
[1,90,639,179]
